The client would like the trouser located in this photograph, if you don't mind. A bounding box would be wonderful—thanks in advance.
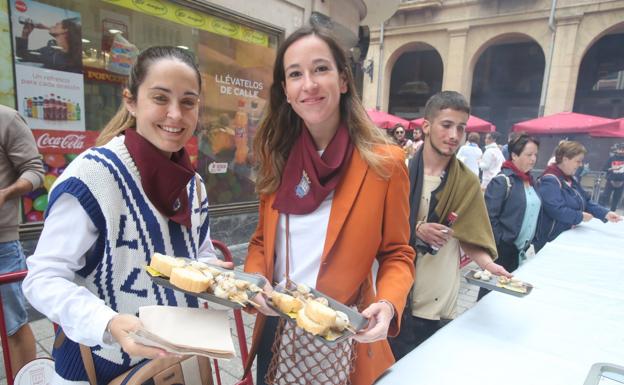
[477,241,519,301]
[256,316,279,385]
[388,315,451,361]
[599,181,624,212]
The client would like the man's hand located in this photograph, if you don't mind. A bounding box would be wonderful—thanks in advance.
[205,258,234,270]
[483,261,512,278]
[416,222,453,249]
[582,212,593,222]
[108,314,172,359]
[353,301,394,343]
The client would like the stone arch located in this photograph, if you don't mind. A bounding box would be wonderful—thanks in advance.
[385,41,444,119]
[573,20,624,118]
[468,32,546,138]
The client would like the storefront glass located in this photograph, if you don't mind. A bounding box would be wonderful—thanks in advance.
[6,0,277,223]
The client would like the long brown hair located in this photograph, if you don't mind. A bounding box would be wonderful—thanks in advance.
[253,25,390,194]
[96,46,201,146]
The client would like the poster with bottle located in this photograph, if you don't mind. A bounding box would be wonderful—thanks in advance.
[9,0,85,131]
[1,0,15,107]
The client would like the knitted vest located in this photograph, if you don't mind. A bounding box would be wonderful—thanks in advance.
[47,136,210,383]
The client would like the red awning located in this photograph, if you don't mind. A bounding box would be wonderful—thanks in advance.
[366,109,410,129]
[512,112,619,135]
[590,118,624,138]
[408,115,496,133]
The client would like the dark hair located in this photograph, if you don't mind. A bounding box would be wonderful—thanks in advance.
[392,123,405,134]
[487,132,500,143]
[467,132,480,144]
[61,18,82,70]
[508,132,539,160]
[423,91,470,122]
[253,25,390,194]
[96,46,201,145]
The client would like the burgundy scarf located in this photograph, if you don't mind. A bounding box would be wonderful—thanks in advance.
[272,123,354,215]
[501,160,533,185]
[542,163,573,184]
[125,129,195,228]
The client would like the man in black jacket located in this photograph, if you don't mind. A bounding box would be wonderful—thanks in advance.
[599,144,624,211]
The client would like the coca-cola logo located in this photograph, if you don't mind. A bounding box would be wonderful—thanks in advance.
[15,0,27,12]
[37,133,86,150]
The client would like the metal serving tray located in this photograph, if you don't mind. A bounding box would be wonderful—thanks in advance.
[584,363,624,385]
[268,282,368,345]
[463,269,533,297]
[147,263,266,309]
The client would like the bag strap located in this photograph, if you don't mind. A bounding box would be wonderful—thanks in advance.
[285,214,292,287]
[79,343,98,385]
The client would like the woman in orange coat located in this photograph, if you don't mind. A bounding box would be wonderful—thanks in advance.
[243,26,415,385]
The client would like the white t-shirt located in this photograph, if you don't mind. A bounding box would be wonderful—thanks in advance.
[456,143,482,176]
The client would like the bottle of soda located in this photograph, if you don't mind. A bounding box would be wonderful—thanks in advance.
[414,211,458,256]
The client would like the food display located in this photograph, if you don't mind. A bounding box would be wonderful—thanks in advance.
[146,253,264,308]
[464,269,533,297]
[268,282,367,344]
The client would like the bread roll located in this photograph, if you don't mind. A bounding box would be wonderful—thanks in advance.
[150,253,186,277]
[296,308,328,336]
[170,267,212,293]
[271,292,303,314]
[304,299,337,328]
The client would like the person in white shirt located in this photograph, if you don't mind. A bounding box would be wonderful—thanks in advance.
[456,132,482,175]
[22,46,229,384]
[479,132,505,189]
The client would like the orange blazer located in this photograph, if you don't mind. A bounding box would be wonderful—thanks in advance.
[244,145,415,385]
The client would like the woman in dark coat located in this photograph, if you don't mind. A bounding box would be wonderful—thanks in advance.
[534,140,621,251]
[479,133,541,299]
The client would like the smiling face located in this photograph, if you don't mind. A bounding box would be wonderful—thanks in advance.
[282,35,347,136]
[512,141,538,173]
[124,58,200,157]
[422,108,468,157]
[558,153,584,176]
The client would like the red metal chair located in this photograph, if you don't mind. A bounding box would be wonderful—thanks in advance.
[0,240,254,385]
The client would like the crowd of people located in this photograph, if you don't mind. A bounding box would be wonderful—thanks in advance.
[0,25,622,385]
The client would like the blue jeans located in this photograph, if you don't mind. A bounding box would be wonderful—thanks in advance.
[0,241,28,335]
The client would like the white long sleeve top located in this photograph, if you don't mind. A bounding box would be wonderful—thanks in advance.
[23,193,216,348]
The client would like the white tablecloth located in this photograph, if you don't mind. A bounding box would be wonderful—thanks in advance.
[377,219,624,385]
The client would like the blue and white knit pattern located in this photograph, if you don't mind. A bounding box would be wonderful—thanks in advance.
[47,136,210,383]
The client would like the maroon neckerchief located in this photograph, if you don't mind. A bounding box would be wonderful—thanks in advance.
[501,160,533,185]
[542,163,573,184]
[124,129,194,228]
[272,123,354,215]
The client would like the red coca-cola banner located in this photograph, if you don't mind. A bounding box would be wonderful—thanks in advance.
[33,129,99,154]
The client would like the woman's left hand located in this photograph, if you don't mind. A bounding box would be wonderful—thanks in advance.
[206,258,234,269]
[605,211,622,223]
[353,301,394,343]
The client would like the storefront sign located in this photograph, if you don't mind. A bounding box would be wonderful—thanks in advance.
[84,66,127,84]
[33,129,98,154]
[103,0,269,47]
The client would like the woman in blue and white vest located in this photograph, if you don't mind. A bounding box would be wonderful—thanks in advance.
[23,46,229,384]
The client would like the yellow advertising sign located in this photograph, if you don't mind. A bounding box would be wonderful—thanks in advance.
[103,0,269,47]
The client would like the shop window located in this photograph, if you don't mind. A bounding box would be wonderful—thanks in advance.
[5,0,278,223]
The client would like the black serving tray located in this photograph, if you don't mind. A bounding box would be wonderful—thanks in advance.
[268,282,368,345]
[463,270,533,297]
[147,264,265,309]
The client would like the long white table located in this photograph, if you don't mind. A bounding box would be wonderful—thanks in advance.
[377,219,624,385]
